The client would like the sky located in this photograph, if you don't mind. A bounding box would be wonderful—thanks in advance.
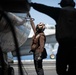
[30,0,76,25]
[30,0,60,25]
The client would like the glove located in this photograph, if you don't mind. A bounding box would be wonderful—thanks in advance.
[38,53,42,60]
[35,52,42,61]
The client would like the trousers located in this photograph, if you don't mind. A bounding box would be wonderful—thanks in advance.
[56,39,76,75]
[33,51,44,75]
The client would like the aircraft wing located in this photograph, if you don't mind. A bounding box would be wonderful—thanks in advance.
[12,36,33,56]
[12,28,57,56]
[0,0,31,13]
[45,34,57,44]
[0,12,31,52]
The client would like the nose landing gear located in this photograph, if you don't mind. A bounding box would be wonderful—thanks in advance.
[8,66,14,75]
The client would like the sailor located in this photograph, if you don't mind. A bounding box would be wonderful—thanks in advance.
[29,0,76,75]
[30,19,47,75]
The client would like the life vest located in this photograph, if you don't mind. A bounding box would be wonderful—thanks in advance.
[31,32,46,52]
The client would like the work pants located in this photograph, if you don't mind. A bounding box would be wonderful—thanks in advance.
[33,51,44,75]
[34,59,44,75]
[56,39,76,75]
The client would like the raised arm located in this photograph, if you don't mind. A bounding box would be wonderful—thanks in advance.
[26,12,36,34]
[30,18,36,34]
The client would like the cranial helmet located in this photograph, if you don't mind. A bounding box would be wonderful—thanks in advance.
[59,0,75,7]
[36,22,45,32]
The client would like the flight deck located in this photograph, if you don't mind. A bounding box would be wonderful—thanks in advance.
[11,60,57,75]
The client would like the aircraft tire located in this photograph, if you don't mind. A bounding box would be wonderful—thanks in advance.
[50,54,55,59]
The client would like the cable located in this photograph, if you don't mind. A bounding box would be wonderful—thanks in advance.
[0,10,24,75]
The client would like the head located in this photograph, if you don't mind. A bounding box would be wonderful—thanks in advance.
[36,22,45,33]
[59,0,75,7]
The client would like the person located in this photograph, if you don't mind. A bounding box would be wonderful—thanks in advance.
[29,0,76,75]
[30,18,47,75]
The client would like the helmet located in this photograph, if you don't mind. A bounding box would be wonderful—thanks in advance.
[36,22,45,32]
[59,0,75,7]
